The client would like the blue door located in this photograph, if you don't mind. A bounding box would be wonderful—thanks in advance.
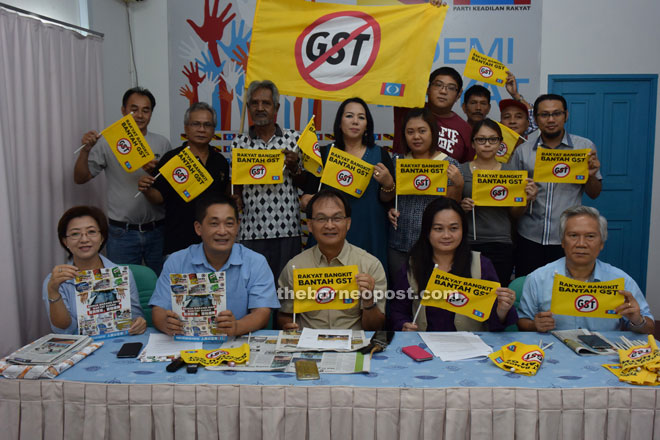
[549,75,657,288]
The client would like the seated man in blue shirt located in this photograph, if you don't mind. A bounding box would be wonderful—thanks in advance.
[149,194,280,336]
[518,205,654,334]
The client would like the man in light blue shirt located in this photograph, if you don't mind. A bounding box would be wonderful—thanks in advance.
[149,194,279,336]
[518,205,654,334]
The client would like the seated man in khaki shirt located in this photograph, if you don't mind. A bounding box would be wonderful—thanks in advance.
[277,189,387,330]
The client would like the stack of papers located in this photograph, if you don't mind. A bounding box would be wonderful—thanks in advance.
[6,334,92,365]
[419,332,493,361]
[296,328,353,351]
[138,333,203,362]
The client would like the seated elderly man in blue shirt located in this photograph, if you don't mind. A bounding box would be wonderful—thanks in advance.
[518,205,654,334]
[149,194,279,336]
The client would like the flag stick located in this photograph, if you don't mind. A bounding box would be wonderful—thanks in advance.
[472,208,477,240]
[134,172,161,198]
[239,86,248,134]
[412,303,422,325]
[394,195,398,231]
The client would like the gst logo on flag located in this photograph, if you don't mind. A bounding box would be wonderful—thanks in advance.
[381,82,405,97]
[473,309,484,318]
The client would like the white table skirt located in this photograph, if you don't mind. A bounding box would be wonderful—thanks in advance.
[1,381,658,440]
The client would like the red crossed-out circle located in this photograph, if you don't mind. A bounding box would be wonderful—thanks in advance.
[447,292,468,307]
[250,164,267,180]
[574,294,598,313]
[172,167,189,184]
[414,174,431,191]
[295,11,381,91]
[553,162,570,178]
[336,169,354,187]
[490,185,508,201]
[116,138,132,155]
[479,66,493,78]
[497,142,508,157]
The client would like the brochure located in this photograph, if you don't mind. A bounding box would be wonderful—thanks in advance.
[74,266,132,339]
[170,271,227,341]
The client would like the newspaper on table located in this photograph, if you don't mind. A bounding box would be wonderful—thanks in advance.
[205,333,370,373]
[419,332,493,361]
[297,328,352,351]
[74,266,133,339]
[551,328,618,355]
[6,333,92,365]
[170,271,227,341]
[275,329,369,352]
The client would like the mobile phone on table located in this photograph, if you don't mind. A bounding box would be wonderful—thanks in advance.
[116,342,143,358]
[295,360,320,380]
[577,334,611,350]
[402,345,433,362]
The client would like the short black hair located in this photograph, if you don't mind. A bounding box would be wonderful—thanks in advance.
[428,66,463,91]
[306,189,351,220]
[463,85,491,103]
[533,94,567,118]
[122,87,156,110]
[194,193,239,223]
[57,206,109,258]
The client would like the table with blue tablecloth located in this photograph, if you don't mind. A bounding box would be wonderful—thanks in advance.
[1,330,657,440]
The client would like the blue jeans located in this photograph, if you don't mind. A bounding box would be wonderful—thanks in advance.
[106,224,165,274]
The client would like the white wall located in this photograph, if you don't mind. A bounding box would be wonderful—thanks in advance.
[540,0,660,317]
[87,0,170,135]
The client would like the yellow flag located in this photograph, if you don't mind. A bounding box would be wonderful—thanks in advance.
[159,148,214,202]
[489,342,544,376]
[533,147,590,183]
[472,170,527,207]
[395,159,448,195]
[298,116,323,177]
[247,0,447,107]
[550,274,624,318]
[463,48,508,87]
[180,344,250,367]
[420,268,500,322]
[231,148,285,184]
[618,336,660,373]
[320,147,373,198]
[293,265,360,314]
[101,113,155,172]
[495,121,522,163]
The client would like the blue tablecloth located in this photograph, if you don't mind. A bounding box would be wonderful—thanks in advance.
[56,329,643,389]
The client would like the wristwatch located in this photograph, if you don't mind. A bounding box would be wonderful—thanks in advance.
[363,301,378,310]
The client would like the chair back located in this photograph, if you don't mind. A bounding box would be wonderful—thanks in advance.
[504,275,527,332]
[126,264,158,327]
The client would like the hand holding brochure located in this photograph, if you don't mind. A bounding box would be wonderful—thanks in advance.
[170,271,227,341]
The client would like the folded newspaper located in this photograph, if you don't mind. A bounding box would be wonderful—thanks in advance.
[1,334,101,379]
[204,333,370,373]
[275,329,369,352]
[551,329,617,355]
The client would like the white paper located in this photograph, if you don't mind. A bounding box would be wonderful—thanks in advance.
[419,332,493,361]
[296,328,352,351]
[139,333,203,362]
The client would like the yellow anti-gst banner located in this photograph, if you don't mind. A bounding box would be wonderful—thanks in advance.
[293,265,360,314]
[550,274,624,318]
[495,121,522,163]
[533,148,590,183]
[101,114,155,172]
[320,147,373,198]
[298,117,323,177]
[420,268,500,322]
[181,344,250,367]
[618,336,660,374]
[231,149,284,185]
[463,48,508,87]
[248,0,447,107]
[472,170,527,207]
[396,159,448,195]
[160,147,213,202]
[489,342,544,376]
